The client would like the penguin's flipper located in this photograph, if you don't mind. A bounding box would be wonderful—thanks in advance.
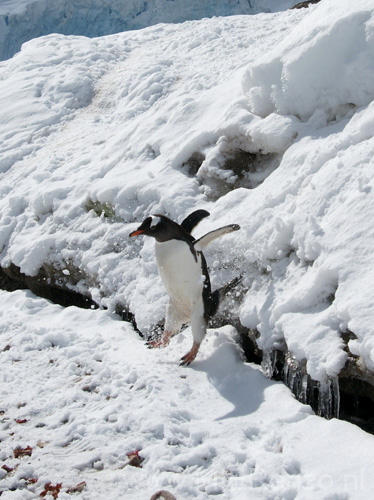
[180,209,210,234]
[193,224,240,251]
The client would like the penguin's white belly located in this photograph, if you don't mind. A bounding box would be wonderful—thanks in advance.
[155,240,204,318]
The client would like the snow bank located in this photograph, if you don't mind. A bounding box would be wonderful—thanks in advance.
[1,0,374,387]
[244,0,374,121]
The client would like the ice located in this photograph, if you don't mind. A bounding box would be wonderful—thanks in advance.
[282,352,341,419]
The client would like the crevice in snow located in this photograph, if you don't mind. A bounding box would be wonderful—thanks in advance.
[0,263,145,337]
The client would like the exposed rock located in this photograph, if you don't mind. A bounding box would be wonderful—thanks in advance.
[0,264,97,309]
[85,198,120,220]
[291,0,321,9]
[182,152,205,177]
[182,146,280,201]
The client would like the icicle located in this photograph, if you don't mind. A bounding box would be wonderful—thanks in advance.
[283,353,308,406]
[283,358,289,384]
[332,376,340,419]
[262,349,341,421]
[317,377,340,419]
[300,374,308,404]
[318,379,332,418]
[261,350,272,378]
[261,349,275,378]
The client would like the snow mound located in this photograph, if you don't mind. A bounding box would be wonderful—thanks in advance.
[244,0,374,121]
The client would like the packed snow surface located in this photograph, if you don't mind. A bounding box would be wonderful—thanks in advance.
[2,0,374,496]
[1,290,374,499]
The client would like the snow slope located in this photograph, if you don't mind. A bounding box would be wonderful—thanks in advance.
[2,0,374,497]
[0,0,295,61]
[2,0,374,385]
[1,289,374,499]
[0,10,307,323]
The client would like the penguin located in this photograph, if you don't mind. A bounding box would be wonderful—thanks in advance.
[129,209,240,365]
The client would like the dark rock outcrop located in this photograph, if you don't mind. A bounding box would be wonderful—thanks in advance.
[291,0,321,9]
[0,264,96,309]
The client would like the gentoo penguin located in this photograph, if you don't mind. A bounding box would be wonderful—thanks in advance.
[129,210,240,365]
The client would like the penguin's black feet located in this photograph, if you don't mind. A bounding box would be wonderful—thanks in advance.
[180,341,200,366]
[146,331,172,349]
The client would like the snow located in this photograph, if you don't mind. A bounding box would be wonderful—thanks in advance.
[0,0,296,61]
[1,289,374,499]
[2,0,374,496]
[244,0,374,120]
[1,0,373,381]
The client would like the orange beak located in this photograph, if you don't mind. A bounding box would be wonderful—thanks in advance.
[129,229,144,237]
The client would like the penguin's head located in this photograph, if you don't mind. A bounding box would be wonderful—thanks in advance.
[129,215,168,242]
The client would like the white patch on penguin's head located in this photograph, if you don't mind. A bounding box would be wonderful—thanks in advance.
[150,215,161,228]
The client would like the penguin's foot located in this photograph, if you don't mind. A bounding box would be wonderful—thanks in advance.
[146,331,172,349]
[180,341,200,366]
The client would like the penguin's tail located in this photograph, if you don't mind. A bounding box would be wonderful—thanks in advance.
[207,274,243,319]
